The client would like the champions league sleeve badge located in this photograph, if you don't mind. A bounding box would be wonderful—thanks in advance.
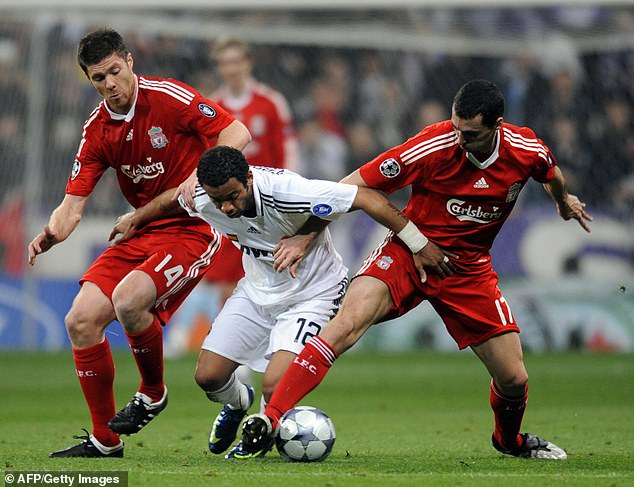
[198,103,217,118]
[71,159,81,180]
[379,158,401,178]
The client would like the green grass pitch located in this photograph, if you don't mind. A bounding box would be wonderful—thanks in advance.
[2,350,633,486]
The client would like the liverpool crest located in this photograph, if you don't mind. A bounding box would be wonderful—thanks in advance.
[148,126,168,149]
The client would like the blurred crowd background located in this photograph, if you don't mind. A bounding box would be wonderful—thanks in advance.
[2,7,633,233]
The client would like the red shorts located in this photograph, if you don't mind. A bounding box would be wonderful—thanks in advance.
[356,236,520,349]
[202,237,244,284]
[81,222,222,326]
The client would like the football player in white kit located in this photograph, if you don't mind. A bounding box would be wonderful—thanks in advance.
[117,145,447,459]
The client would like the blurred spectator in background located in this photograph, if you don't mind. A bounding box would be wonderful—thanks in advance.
[345,120,380,175]
[587,96,634,209]
[548,116,589,197]
[209,37,298,170]
[297,118,347,181]
[417,99,449,127]
[499,53,550,128]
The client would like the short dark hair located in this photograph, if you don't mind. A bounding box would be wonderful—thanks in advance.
[78,28,128,75]
[197,146,249,188]
[452,79,505,128]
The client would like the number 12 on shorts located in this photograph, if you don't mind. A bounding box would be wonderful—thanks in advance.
[294,318,322,345]
[495,296,514,326]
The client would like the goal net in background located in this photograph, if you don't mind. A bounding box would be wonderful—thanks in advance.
[0,2,632,350]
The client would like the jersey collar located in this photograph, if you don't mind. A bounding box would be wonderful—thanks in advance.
[104,75,139,123]
[250,169,264,219]
[219,78,254,112]
[465,129,500,169]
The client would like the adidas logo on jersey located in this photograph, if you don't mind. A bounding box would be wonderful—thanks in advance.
[126,129,134,141]
[246,226,261,234]
[473,177,489,189]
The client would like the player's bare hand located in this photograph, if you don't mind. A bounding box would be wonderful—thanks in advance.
[27,225,59,265]
[173,170,198,210]
[558,194,592,233]
[273,234,313,278]
[109,212,137,246]
[412,241,459,283]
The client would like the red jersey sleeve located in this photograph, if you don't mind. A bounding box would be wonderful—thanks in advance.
[506,125,558,183]
[359,128,433,193]
[66,105,109,197]
[166,78,234,143]
[532,140,558,183]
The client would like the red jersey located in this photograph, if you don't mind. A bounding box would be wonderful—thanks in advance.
[67,75,235,229]
[360,120,557,270]
[211,79,297,170]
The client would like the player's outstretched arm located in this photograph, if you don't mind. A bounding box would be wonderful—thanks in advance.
[350,186,458,282]
[27,194,88,265]
[109,188,184,245]
[543,166,592,233]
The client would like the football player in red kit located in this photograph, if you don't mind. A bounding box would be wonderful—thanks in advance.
[240,79,591,459]
[27,28,250,458]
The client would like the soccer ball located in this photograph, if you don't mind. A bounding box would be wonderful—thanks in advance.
[275,406,336,462]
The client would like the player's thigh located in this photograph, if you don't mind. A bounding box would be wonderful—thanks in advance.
[354,237,423,324]
[321,276,394,352]
[112,269,157,315]
[201,291,271,373]
[270,296,342,358]
[431,270,521,350]
[137,232,221,325]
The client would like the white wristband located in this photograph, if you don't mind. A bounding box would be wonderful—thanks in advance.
[396,221,428,254]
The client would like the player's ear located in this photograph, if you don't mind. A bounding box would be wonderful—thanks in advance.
[126,52,134,71]
[495,117,504,129]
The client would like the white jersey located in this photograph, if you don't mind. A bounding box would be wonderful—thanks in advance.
[182,167,358,306]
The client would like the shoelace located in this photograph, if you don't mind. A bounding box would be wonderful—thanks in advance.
[72,428,91,442]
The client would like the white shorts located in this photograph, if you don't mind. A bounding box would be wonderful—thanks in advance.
[201,278,347,373]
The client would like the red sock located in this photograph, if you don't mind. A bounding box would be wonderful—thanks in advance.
[126,317,164,402]
[265,336,338,429]
[490,380,528,450]
[73,340,120,446]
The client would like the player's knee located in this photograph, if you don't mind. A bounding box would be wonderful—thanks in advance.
[495,369,528,393]
[194,367,225,392]
[64,308,99,346]
[111,289,135,322]
[112,287,152,330]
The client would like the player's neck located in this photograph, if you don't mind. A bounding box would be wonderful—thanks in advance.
[469,130,498,162]
[227,79,249,97]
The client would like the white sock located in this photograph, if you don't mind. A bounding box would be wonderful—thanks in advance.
[205,372,251,410]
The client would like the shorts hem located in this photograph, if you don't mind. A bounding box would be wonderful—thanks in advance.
[458,328,520,350]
